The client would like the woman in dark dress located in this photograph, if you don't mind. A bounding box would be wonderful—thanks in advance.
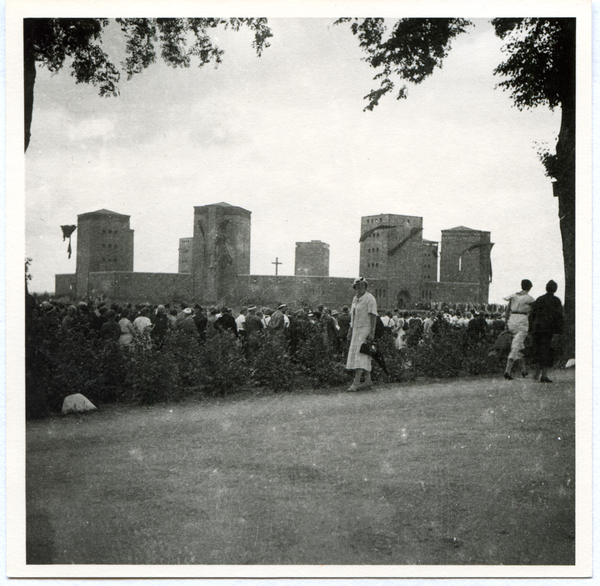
[529,280,564,382]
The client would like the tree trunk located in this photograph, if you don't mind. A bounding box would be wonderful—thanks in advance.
[554,20,576,361]
[24,21,36,152]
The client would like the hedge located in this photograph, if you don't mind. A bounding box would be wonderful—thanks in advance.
[25,315,506,419]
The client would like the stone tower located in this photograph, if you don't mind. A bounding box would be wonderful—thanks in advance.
[75,209,134,299]
[295,240,330,276]
[192,202,251,303]
[439,226,493,303]
[359,214,426,309]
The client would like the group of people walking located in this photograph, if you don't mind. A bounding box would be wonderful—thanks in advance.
[503,279,564,382]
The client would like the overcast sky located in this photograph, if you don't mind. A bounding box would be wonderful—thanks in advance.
[25,17,566,304]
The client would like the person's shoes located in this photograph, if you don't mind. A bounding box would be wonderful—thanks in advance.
[540,376,553,383]
[522,371,529,378]
[504,372,513,380]
[346,385,360,392]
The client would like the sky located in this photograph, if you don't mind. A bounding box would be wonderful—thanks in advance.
[25,17,566,304]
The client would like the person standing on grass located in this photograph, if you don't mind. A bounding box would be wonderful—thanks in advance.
[503,279,534,380]
[346,277,378,392]
[528,280,564,383]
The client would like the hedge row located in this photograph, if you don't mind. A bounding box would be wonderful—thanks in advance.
[25,317,506,419]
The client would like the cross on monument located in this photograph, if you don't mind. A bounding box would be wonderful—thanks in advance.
[272,257,282,275]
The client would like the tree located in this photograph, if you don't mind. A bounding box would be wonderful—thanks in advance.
[337,17,575,359]
[23,18,272,151]
[492,19,575,361]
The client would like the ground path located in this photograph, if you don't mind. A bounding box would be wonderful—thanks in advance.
[26,370,575,566]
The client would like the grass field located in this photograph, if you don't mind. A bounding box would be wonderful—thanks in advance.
[26,370,575,566]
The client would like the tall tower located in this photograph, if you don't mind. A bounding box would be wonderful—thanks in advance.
[439,226,493,303]
[295,240,330,276]
[75,209,134,299]
[192,202,251,303]
[359,214,425,308]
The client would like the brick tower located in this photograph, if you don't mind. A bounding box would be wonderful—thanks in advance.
[192,202,251,303]
[75,209,134,299]
[359,214,426,308]
[439,226,492,303]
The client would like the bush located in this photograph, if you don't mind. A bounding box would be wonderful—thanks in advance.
[199,328,251,396]
[295,322,349,388]
[373,330,407,383]
[408,323,465,378]
[25,309,507,418]
[249,331,295,391]
[160,329,205,389]
[126,334,183,405]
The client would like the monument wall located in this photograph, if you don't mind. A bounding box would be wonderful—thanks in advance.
[432,281,486,305]
[55,274,77,298]
[88,271,192,304]
[231,275,389,310]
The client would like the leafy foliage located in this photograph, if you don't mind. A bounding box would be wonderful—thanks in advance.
[200,328,251,396]
[26,308,507,418]
[491,18,575,111]
[291,320,348,388]
[23,18,272,150]
[116,18,272,80]
[25,19,119,95]
[335,18,472,110]
[249,331,295,392]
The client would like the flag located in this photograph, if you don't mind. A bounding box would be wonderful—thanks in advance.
[61,225,77,259]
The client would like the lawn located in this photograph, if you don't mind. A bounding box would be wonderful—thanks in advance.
[26,370,575,566]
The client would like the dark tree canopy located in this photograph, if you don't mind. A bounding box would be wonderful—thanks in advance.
[335,18,472,110]
[492,18,575,111]
[23,17,272,151]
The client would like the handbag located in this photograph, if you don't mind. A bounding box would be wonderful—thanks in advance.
[360,341,378,356]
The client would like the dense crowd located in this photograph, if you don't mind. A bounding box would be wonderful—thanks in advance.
[27,293,509,358]
[26,287,527,418]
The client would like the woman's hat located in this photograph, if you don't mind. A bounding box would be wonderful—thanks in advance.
[353,277,368,288]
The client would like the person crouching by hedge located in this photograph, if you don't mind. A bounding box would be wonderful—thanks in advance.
[528,280,564,383]
[346,277,377,392]
[503,279,534,380]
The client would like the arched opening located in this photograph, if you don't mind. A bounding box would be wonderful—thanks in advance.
[397,289,411,309]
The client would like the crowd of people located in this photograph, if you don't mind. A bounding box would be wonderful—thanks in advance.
[27,279,518,391]
[28,293,509,352]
